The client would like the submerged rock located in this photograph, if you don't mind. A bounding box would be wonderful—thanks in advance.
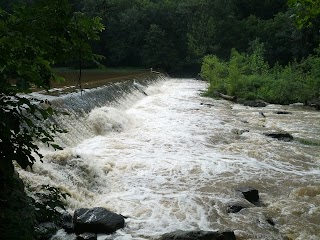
[77,232,97,240]
[73,207,125,234]
[231,129,249,135]
[309,98,320,110]
[58,211,74,233]
[226,200,252,213]
[34,222,59,240]
[158,230,236,240]
[264,132,293,142]
[227,204,245,213]
[243,100,267,107]
[238,187,260,205]
[266,218,276,226]
[274,111,292,115]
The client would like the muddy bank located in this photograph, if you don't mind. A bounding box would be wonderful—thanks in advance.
[32,70,160,96]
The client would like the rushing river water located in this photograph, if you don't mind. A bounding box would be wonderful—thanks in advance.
[19,78,320,240]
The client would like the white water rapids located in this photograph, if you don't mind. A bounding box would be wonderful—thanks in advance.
[19,78,320,240]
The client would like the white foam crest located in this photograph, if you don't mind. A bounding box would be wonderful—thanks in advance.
[88,107,133,135]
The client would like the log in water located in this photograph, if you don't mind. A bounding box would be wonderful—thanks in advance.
[19,78,320,240]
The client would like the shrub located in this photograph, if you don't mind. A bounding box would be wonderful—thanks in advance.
[201,41,320,105]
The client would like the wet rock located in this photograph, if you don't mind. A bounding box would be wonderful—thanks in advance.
[266,218,275,226]
[243,100,267,107]
[274,111,292,115]
[227,204,245,213]
[58,211,74,233]
[34,222,59,240]
[238,187,260,205]
[226,200,251,213]
[200,102,214,107]
[77,232,97,240]
[158,230,236,240]
[264,132,293,142]
[309,98,320,110]
[73,207,125,234]
[231,129,249,135]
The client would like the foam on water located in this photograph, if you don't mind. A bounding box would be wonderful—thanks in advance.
[19,79,320,240]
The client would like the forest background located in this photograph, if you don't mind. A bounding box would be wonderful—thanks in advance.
[3,0,318,73]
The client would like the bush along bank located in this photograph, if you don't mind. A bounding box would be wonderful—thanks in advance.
[200,40,320,109]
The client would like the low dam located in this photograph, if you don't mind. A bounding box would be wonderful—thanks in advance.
[19,76,320,240]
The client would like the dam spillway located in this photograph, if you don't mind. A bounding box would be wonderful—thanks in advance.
[19,77,320,239]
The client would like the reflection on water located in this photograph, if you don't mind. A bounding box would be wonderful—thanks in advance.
[20,79,320,240]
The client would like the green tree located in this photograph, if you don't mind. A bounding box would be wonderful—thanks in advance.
[142,24,178,70]
[0,0,104,177]
[288,0,320,27]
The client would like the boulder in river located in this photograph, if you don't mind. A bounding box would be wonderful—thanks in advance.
[238,187,260,205]
[227,204,245,213]
[158,230,236,240]
[243,100,267,107]
[73,207,125,234]
[264,132,293,142]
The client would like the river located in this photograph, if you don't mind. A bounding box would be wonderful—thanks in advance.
[19,78,320,240]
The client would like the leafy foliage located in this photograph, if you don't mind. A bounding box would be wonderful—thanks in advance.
[0,0,104,176]
[32,185,70,223]
[201,41,320,105]
[0,96,67,176]
[288,0,320,27]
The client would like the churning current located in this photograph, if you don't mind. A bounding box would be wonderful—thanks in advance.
[19,78,320,240]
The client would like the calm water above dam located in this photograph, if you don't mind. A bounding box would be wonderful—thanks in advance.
[19,78,320,240]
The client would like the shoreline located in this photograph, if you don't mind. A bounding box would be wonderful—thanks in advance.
[32,70,160,96]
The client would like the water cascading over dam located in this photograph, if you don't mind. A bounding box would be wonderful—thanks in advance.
[18,75,320,240]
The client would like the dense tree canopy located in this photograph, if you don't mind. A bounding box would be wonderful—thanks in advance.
[73,0,319,74]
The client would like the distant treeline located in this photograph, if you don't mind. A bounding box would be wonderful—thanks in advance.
[82,0,319,75]
[2,0,319,75]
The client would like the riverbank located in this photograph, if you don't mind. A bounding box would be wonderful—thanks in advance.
[200,45,320,109]
[32,68,159,96]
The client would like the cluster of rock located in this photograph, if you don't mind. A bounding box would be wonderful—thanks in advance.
[35,207,125,240]
[224,94,320,111]
[226,186,275,229]
[227,187,259,214]
[35,206,238,240]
